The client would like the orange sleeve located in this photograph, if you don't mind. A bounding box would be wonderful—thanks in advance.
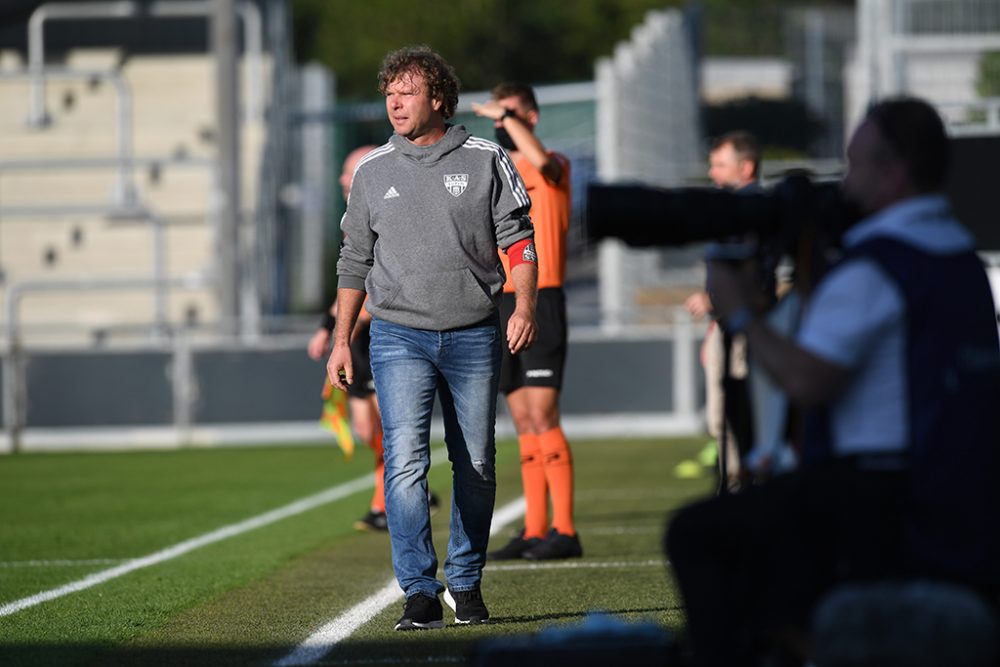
[499,153,571,292]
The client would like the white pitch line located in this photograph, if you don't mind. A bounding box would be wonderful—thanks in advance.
[0,559,130,568]
[274,496,526,667]
[584,526,661,536]
[485,558,667,572]
[0,464,393,618]
[273,579,402,667]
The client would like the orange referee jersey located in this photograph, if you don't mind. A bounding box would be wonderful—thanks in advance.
[500,152,571,292]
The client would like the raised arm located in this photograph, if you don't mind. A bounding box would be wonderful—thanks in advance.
[472,99,563,184]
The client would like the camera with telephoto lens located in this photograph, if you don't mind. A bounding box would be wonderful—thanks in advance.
[585,172,860,284]
[586,173,862,483]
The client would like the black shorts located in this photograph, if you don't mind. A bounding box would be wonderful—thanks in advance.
[499,288,567,394]
[348,323,376,399]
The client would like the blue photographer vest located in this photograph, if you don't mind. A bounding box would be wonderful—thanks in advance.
[808,237,1000,589]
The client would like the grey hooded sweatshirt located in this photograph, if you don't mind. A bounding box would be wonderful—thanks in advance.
[337,125,534,331]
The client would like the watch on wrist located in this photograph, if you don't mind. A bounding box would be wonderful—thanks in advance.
[722,306,755,334]
[500,108,517,121]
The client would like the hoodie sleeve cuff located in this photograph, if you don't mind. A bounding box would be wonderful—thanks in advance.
[336,276,367,292]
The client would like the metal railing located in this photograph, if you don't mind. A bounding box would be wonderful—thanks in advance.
[1,68,139,209]
[26,0,263,127]
[2,272,211,452]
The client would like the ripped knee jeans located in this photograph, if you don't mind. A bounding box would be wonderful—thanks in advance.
[370,315,501,597]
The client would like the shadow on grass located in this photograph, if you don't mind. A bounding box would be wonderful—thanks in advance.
[1,639,475,667]
[2,614,687,667]
[7,638,683,667]
[491,604,681,625]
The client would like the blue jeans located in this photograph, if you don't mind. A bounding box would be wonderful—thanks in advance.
[369,315,501,598]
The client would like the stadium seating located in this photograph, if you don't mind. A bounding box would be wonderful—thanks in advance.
[0,48,266,345]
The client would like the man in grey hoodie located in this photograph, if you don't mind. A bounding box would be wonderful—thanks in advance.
[327,46,538,631]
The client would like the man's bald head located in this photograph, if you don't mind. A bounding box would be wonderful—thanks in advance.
[340,145,378,199]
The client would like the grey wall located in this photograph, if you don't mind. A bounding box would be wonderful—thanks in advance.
[192,349,324,423]
[25,351,173,426]
[6,335,698,429]
[561,339,675,413]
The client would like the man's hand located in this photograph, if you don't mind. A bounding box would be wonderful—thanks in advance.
[708,258,850,407]
[326,342,353,392]
[684,291,713,320]
[506,307,537,354]
[307,329,330,361]
[471,100,507,121]
[507,261,538,354]
[328,287,366,390]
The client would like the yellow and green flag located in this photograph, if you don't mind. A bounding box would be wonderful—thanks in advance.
[320,378,355,460]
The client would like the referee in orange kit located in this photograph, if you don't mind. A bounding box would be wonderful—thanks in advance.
[473,82,581,560]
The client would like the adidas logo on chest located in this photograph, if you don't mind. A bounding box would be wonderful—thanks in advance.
[383,186,400,199]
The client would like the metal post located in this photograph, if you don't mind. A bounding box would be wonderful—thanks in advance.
[27,7,52,128]
[172,333,194,445]
[673,311,696,420]
[595,57,625,332]
[804,10,826,119]
[213,0,241,336]
[109,72,138,210]
[298,64,333,310]
[237,0,263,123]
[150,211,168,338]
[2,337,23,454]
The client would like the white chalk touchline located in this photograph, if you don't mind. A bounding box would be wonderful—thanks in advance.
[0,559,130,568]
[486,558,666,572]
[0,452,424,618]
[584,525,662,536]
[273,497,527,667]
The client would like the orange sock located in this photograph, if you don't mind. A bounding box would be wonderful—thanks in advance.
[539,427,575,536]
[519,433,548,539]
[371,430,386,514]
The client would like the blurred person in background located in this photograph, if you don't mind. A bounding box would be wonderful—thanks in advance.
[309,145,438,532]
[666,97,1000,666]
[683,131,761,492]
[329,46,537,631]
[472,82,582,561]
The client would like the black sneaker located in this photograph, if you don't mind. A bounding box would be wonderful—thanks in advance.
[522,529,583,560]
[428,491,440,516]
[487,530,542,560]
[443,585,489,624]
[394,593,445,631]
[353,510,388,532]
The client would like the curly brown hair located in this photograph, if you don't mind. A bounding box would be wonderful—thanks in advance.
[377,46,460,119]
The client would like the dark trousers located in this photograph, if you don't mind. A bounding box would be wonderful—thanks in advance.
[664,462,906,666]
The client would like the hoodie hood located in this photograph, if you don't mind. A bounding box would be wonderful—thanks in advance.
[389,124,470,165]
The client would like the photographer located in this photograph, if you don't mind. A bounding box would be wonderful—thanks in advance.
[665,97,1000,665]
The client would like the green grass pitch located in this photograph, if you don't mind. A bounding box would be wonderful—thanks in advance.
[0,436,714,666]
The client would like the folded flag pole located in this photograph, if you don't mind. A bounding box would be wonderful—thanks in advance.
[320,378,355,460]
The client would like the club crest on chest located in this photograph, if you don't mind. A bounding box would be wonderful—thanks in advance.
[444,174,469,197]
